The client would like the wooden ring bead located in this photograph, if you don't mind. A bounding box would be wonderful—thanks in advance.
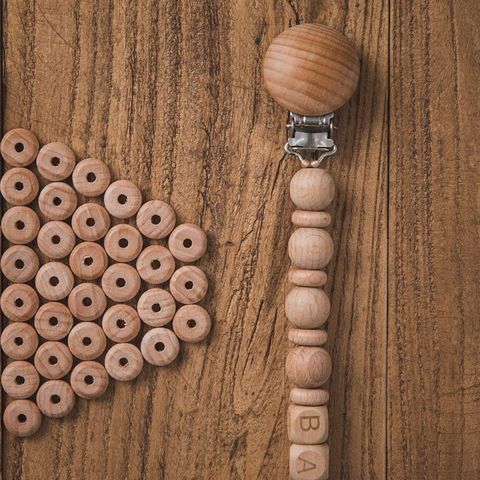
[1,245,39,283]
[104,343,144,381]
[36,380,76,418]
[285,287,330,329]
[0,128,39,167]
[71,203,111,242]
[136,199,176,239]
[34,302,73,341]
[38,182,78,221]
[101,263,141,302]
[288,268,327,288]
[169,266,208,304]
[0,323,39,360]
[36,142,76,181]
[68,283,107,321]
[286,346,332,388]
[1,361,40,399]
[69,242,108,280]
[70,361,109,399]
[168,223,207,262]
[72,158,111,197]
[37,221,76,259]
[104,224,143,262]
[102,304,141,342]
[35,262,74,301]
[1,206,40,244]
[3,399,42,437]
[68,322,107,360]
[140,327,180,366]
[0,167,39,205]
[288,328,328,346]
[104,180,142,219]
[34,341,73,380]
[137,288,176,327]
[136,245,175,285]
[290,168,335,211]
[172,305,211,343]
[287,404,328,445]
[0,284,39,322]
[288,228,334,270]
[292,210,331,228]
[290,388,329,406]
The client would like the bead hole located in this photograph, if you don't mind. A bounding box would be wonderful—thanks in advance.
[14,181,24,191]
[151,215,161,225]
[17,414,27,423]
[150,259,161,270]
[82,297,92,307]
[117,194,127,205]
[183,238,193,248]
[116,319,126,329]
[53,196,62,206]
[49,276,59,287]
[84,375,94,385]
[187,319,197,329]
[14,142,25,153]
[118,238,128,248]
[119,357,128,367]
[151,303,161,313]
[83,256,93,266]
[14,259,25,269]
[48,356,58,365]
[82,337,92,346]
[49,316,59,326]
[15,375,25,385]
[155,342,165,352]
[50,394,61,404]
[51,235,61,244]
[50,157,61,167]
[14,336,24,346]
[116,278,126,288]
[15,220,25,230]
[14,298,24,308]
[86,172,96,183]
[185,281,194,290]
[86,217,95,227]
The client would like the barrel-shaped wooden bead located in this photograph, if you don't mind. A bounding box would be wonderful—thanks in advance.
[290,388,329,406]
[1,361,40,399]
[1,128,39,167]
[288,269,327,288]
[104,224,143,262]
[36,142,76,181]
[1,206,40,244]
[290,444,329,480]
[35,262,74,301]
[288,228,334,270]
[288,404,328,445]
[173,305,211,343]
[104,180,142,219]
[38,182,78,221]
[68,322,107,360]
[101,263,141,302]
[70,361,109,399]
[71,203,111,241]
[36,380,76,418]
[37,221,76,259]
[102,304,141,343]
[3,399,42,437]
[69,242,108,280]
[72,158,111,197]
[292,211,331,229]
[34,341,73,380]
[288,328,328,346]
[286,347,332,389]
[290,168,335,211]
[168,223,207,262]
[0,323,39,360]
[105,343,144,381]
[34,302,73,340]
[0,167,39,205]
[285,287,330,329]
[1,245,39,283]
[136,245,176,284]
[137,288,176,327]
[0,284,39,322]
[140,328,180,366]
[136,199,176,239]
[68,283,107,321]
[169,266,208,304]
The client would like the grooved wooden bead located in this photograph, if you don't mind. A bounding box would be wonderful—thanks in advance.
[101,264,141,302]
[35,262,74,301]
[1,128,39,167]
[288,269,327,288]
[36,142,76,181]
[290,169,335,211]
[68,322,107,360]
[292,211,331,229]
[102,304,141,342]
[136,245,175,284]
[105,343,143,381]
[38,182,78,221]
[173,305,211,343]
[104,224,143,262]
[36,380,76,418]
[136,199,176,239]
[0,167,39,205]
[0,284,39,322]
[1,206,40,244]
[34,341,73,380]
[69,242,108,280]
[70,361,109,399]
[140,328,180,366]
[290,388,330,406]
[288,404,328,444]
[71,203,111,241]
[290,443,329,480]
[288,228,334,270]
[168,223,207,262]
[0,323,39,360]
[104,180,142,219]
[72,158,111,197]
[1,361,40,399]
[286,346,332,388]
[37,221,76,259]
[285,287,330,329]
[1,245,39,282]
[169,266,208,304]
[3,399,42,437]
[68,283,107,321]
[34,302,73,340]
[288,328,328,346]
[137,288,176,327]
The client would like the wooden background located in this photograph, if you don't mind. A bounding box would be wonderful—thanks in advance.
[1,0,479,479]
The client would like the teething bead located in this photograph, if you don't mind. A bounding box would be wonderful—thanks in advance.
[34,341,73,380]
[290,388,329,406]
[288,269,327,288]
[288,328,328,346]
[136,245,175,285]
[285,287,330,329]
[72,158,111,197]
[34,302,73,340]
[3,399,42,437]
[70,361,109,399]
[290,444,329,480]
[104,224,143,262]
[37,221,76,259]
[168,223,207,262]
[0,167,39,205]
[288,404,328,445]
[105,343,143,381]
[101,264,141,302]
[292,211,331,229]
[0,128,39,167]
[169,266,208,304]
[102,304,141,343]
[38,182,78,220]
[286,347,332,388]
[71,203,111,241]
[36,380,76,418]
[141,327,180,366]
[1,206,40,244]
[173,305,211,343]
[69,242,108,280]
[68,283,107,321]
[1,361,40,399]
[137,288,176,327]
[0,284,39,322]
[35,262,74,301]
[68,322,107,360]
[290,169,335,211]
[36,142,76,181]
[0,323,39,360]
[136,199,176,239]
[104,180,142,219]
[1,245,39,283]
[288,228,334,270]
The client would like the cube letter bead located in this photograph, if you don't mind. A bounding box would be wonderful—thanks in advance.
[290,444,329,480]
[288,404,328,444]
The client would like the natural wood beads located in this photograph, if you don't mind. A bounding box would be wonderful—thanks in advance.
[173,305,211,343]
[290,388,329,407]
[290,169,335,211]
[0,323,39,360]
[136,245,176,284]
[1,361,40,399]
[288,328,328,346]
[288,228,334,270]
[0,283,39,321]
[34,302,73,340]
[102,304,141,342]
[288,269,327,288]
[137,288,176,327]
[290,444,329,480]
[70,361,109,399]
[285,287,330,329]
[286,347,332,389]
[292,211,331,229]
[34,341,73,380]
[36,142,76,181]
[68,322,107,360]
[1,128,39,167]
[169,266,208,304]
[141,328,180,366]
[72,158,111,197]
[101,263,141,302]
[36,380,76,418]
[38,182,78,221]
[3,399,42,437]
[0,167,39,205]
[104,180,142,219]
[168,223,207,262]
[136,199,176,239]
[35,262,74,301]
[288,404,328,445]
[37,221,76,259]
[104,224,143,262]
[71,203,111,241]
[1,245,39,282]
[69,242,108,280]
[68,283,107,321]
[1,205,40,244]
[105,343,144,381]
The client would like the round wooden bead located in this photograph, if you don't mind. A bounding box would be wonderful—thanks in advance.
[140,328,180,366]
[292,210,331,228]
[71,203,111,241]
[70,361,109,399]
[169,266,208,304]
[0,128,39,167]
[38,182,78,221]
[1,245,39,283]
[105,343,143,381]
[288,268,327,287]
[34,341,73,380]
[68,283,107,321]
[36,380,76,418]
[137,288,176,327]
[3,399,42,437]
[168,223,207,262]
[102,304,141,343]
[35,262,74,301]
[104,180,142,219]
[104,224,143,262]
[68,322,107,360]
[136,245,175,285]
[290,387,329,406]
[101,263,141,302]
[288,228,334,270]
[288,328,328,346]
[69,242,108,280]
[290,168,335,211]
[0,167,39,205]
[1,206,40,244]
[0,284,39,322]
[285,287,330,329]
[37,221,76,259]
[36,142,76,181]
[173,305,211,343]
[1,361,40,399]
[263,23,360,115]
[72,158,111,197]
[0,323,39,360]
[136,199,176,239]
[286,346,332,388]
[34,302,73,340]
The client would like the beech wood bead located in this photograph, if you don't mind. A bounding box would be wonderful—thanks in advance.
[104,224,143,262]
[288,328,328,346]
[136,245,176,285]
[0,323,39,360]
[38,182,78,221]
[169,266,208,304]
[34,341,73,380]
[3,399,42,437]
[104,180,142,219]
[68,322,107,360]
[34,302,73,340]
[37,221,76,259]
[71,203,111,241]
[1,128,39,167]
[1,245,39,282]
[288,228,334,270]
[137,288,176,327]
[1,206,40,244]
[102,304,141,342]
[290,444,329,480]
[36,142,76,181]
[168,223,207,262]
[1,360,40,399]
[292,211,331,229]
[173,305,211,343]
[0,167,39,205]
[70,361,109,399]
[72,158,111,197]
[286,347,332,389]
[288,404,328,445]
[105,343,144,382]
[35,262,74,301]
[288,269,327,288]
[290,169,335,211]
[141,328,180,366]
[0,284,39,322]
[136,199,176,239]
[68,283,107,321]
[101,263,141,302]
[290,388,329,406]
[36,380,76,418]
[69,242,108,280]
[285,287,330,329]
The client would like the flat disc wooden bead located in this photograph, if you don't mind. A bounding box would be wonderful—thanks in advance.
[288,268,327,287]
[101,264,141,302]
[72,158,111,197]
[38,182,78,220]
[37,221,76,259]
[102,304,141,342]
[105,343,143,381]
[168,223,207,262]
[136,199,176,239]
[173,305,211,343]
[71,203,111,241]
[285,287,330,329]
[68,283,107,321]
[0,323,39,360]
[140,327,180,366]
[137,288,176,327]
[70,361,109,399]
[288,228,334,270]
[36,142,76,181]
[104,224,143,262]
[34,341,73,380]
[35,262,74,301]
[36,380,76,418]
[0,167,39,205]
[68,322,107,360]
[290,388,329,406]
[34,302,73,340]
[286,346,332,388]
[290,444,329,480]
[104,180,142,219]
[288,404,328,444]
[288,328,328,346]
[290,168,335,211]
[69,242,108,280]
[1,206,40,244]
[3,399,42,437]
[136,245,175,285]
[292,210,331,229]
[1,128,39,167]
[169,266,208,304]
[0,284,39,322]
[1,361,40,399]
[1,245,39,282]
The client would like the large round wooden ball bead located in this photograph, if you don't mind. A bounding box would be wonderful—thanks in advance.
[0,128,39,167]
[102,304,141,343]
[140,327,180,366]
[36,380,76,418]
[102,263,141,302]
[137,288,176,327]
[169,266,208,304]
[72,158,111,197]
[36,142,76,181]
[286,346,332,388]
[0,323,39,360]
[69,242,108,280]
[68,322,107,360]
[34,341,73,380]
[70,361,109,399]
[3,399,42,437]
[35,262,74,301]
[104,180,142,219]
[38,182,78,221]
[105,343,144,382]
[71,203,111,241]
[104,224,143,262]
[1,361,40,399]
[288,228,334,270]
[1,206,40,244]
[285,286,330,329]
[34,302,73,340]
[263,23,360,115]
[173,305,211,343]
[68,283,107,321]
[136,199,176,239]
[37,221,76,259]
[1,245,39,283]
[0,167,39,205]
[0,284,39,322]
[136,245,176,285]
[290,168,335,211]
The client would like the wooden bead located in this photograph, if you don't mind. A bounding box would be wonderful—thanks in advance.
[36,142,76,181]
[37,221,76,259]
[1,245,39,282]
[288,404,328,444]
[289,328,328,346]
[70,361,109,399]
[104,180,142,219]
[34,341,73,380]
[0,284,39,322]
[288,269,327,288]
[38,182,78,221]
[3,399,42,437]
[1,206,40,244]
[72,158,111,197]
[102,304,141,342]
[292,211,331,229]
[263,23,360,115]
[290,443,329,480]
[36,380,76,418]
[104,343,143,381]
[35,262,74,301]
[288,228,334,270]
[104,224,143,262]
[69,242,108,280]
[0,167,39,205]
[68,283,107,321]
[285,287,330,329]
[169,266,208,304]
[0,323,39,360]
[137,288,176,327]
[136,245,175,284]
[34,302,73,340]
[1,361,40,399]
[286,347,332,388]
[173,305,211,343]
[290,388,329,406]
[0,128,39,167]
[101,263,141,302]
[290,169,335,211]
[136,199,176,239]
[168,223,207,262]
[140,327,180,366]
[68,322,107,360]
[71,203,111,241]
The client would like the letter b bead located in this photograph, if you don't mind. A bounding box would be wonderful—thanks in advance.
[287,404,328,445]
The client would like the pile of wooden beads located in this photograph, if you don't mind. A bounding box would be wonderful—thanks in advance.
[0,128,212,437]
